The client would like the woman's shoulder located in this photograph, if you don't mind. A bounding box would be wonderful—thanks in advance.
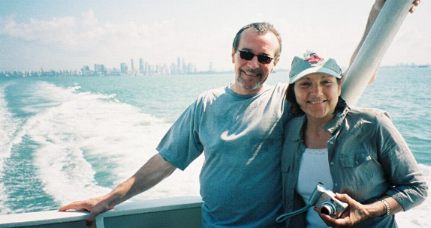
[348,107,391,120]
[285,115,306,138]
[287,115,306,125]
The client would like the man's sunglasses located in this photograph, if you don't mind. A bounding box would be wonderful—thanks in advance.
[238,50,274,64]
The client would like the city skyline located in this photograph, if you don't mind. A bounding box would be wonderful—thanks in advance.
[1,0,430,72]
[87,56,203,76]
[2,57,429,78]
[0,56,216,77]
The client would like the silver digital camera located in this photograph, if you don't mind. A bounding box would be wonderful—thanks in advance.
[308,183,348,218]
[275,183,349,223]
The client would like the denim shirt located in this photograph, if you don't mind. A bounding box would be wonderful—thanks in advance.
[281,104,428,228]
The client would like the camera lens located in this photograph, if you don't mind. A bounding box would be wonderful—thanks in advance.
[320,204,335,216]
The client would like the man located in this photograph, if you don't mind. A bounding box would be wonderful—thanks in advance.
[60,22,291,227]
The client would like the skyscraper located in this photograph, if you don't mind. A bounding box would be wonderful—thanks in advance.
[139,58,144,74]
[130,59,135,74]
[120,63,128,74]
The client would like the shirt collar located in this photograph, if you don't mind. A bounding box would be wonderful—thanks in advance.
[324,99,350,134]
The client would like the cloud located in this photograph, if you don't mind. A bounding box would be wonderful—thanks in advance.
[0,11,226,71]
[0,11,143,50]
[1,14,82,47]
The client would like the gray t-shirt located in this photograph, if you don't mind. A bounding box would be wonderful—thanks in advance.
[157,83,290,227]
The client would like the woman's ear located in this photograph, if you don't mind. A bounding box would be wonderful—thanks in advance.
[338,79,343,95]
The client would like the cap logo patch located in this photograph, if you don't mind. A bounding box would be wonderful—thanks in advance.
[304,52,323,64]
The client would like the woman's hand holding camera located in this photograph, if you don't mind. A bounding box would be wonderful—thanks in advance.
[316,193,376,227]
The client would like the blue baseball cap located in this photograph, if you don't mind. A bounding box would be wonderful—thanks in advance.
[289,51,342,84]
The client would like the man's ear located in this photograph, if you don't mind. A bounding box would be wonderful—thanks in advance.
[231,48,236,64]
[273,56,280,67]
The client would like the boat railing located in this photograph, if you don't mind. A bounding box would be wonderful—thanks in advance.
[0,196,202,228]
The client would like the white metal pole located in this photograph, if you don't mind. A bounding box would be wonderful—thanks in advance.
[341,0,413,106]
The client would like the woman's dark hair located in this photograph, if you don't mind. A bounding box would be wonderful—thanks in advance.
[286,83,303,116]
[286,78,346,116]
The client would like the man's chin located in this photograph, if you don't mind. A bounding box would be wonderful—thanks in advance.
[240,82,262,91]
[233,77,264,94]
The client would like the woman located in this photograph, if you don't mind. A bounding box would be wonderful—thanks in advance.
[280,51,427,227]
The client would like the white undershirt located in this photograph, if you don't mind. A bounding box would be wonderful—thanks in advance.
[296,148,333,228]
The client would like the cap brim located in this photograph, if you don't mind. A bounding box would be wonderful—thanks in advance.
[289,66,342,84]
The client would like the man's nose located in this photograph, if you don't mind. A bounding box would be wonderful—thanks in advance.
[246,56,260,68]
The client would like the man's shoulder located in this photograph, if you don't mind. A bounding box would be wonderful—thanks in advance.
[264,82,289,94]
[188,86,229,110]
[196,86,227,100]
[273,82,289,90]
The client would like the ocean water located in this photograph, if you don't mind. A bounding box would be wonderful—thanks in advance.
[0,67,430,226]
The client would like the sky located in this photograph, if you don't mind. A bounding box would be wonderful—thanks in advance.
[0,0,430,72]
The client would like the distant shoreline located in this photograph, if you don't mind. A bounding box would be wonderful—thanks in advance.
[381,64,431,68]
[1,65,429,78]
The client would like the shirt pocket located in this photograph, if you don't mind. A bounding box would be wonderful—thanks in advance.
[340,150,373,168]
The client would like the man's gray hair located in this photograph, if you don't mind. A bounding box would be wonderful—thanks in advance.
[232,22,282,58]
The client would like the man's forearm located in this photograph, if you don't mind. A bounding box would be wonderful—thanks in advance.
[103,153,177,208]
